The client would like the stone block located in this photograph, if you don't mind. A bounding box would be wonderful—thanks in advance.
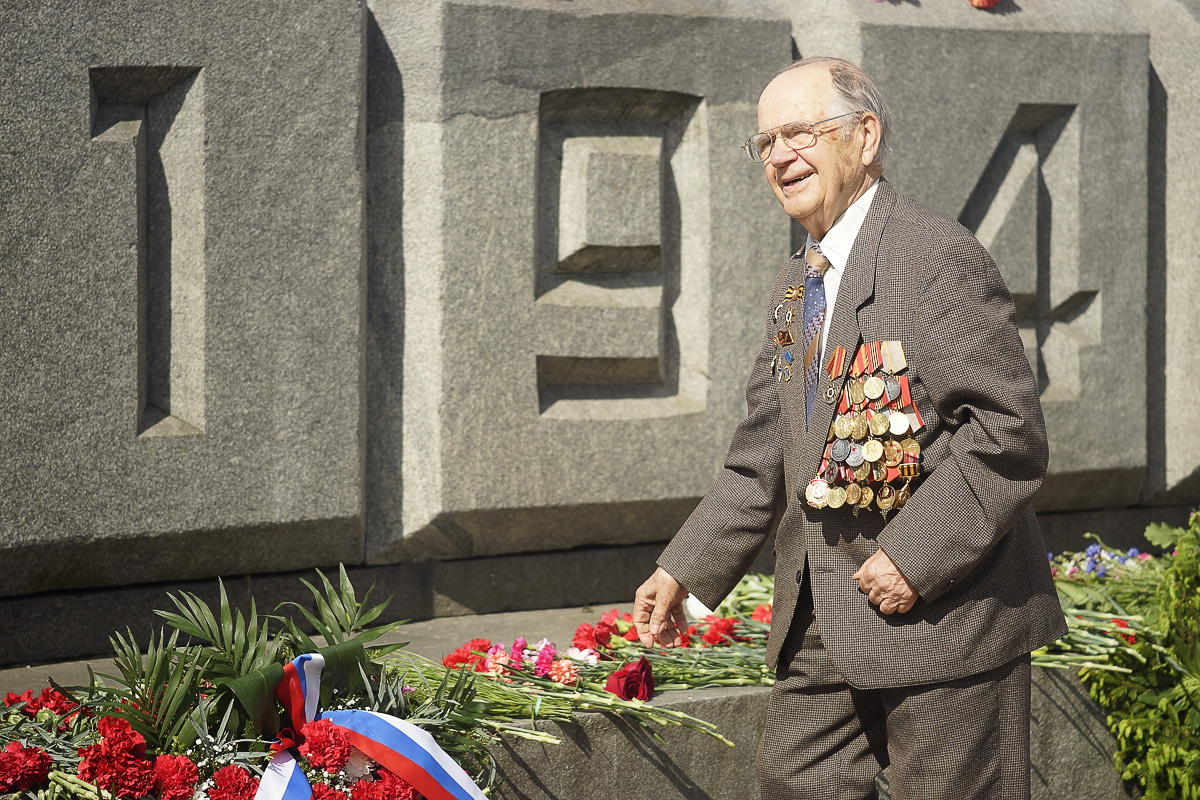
[0,0,366,595]
[1132,0,1200,505]
[366,0,793,562]
[781,0,1150,511]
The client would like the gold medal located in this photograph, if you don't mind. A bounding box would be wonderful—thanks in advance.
[901,437,920,458]
[876,484,896,511]
[863,439,884,463]
[869,412,890,437]
[895,479,912,508]
[863,375,885,400]
[883,439,904,467]
[848,378,866,406]
[805,478,830,508]
[845,482,862,505]
[851,413,870,441]
[827,485,847,508]
[858,485,874,508]
[854,462,870,482]
[834,414,854,440]
[872,461,888,483]
[889,410,910,437]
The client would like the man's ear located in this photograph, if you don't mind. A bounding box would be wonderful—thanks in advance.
[859,113,882,168]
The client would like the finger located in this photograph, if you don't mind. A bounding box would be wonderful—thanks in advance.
[670,603,688,647]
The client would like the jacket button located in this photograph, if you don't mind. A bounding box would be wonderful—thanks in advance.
[796,570,803,584]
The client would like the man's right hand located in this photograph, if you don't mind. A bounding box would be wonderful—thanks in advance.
[633,567,690,648]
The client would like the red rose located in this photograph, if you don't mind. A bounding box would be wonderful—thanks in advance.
[604,657,654,701]
[208,765,260,800]
[154,755,199,800]
[311,782,349,800]
[572,624,598,651]
[0,740,53,793]
[752,603,772,624]
[299,719,352,772]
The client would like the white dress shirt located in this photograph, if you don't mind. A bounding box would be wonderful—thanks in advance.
[804,179,880,362]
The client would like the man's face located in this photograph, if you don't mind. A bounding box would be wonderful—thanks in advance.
[756,65,873,240]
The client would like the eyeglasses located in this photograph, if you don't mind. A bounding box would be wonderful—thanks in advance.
[742,112,863,162]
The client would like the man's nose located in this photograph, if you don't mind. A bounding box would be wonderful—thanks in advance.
[768,134,798,166]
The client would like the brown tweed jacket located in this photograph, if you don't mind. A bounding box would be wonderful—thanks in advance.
[658,179,1068,689]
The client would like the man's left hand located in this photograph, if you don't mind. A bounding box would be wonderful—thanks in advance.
[852,549,918,614]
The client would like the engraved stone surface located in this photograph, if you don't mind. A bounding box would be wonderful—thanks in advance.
[784,0,1149,511]
[366,0,792,562]
[1132,0,1200,505]
[0,0,365,595]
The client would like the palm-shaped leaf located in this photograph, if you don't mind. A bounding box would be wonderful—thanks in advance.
[275,565,407,657]
[155,580,281,678]
[91,628,208,753]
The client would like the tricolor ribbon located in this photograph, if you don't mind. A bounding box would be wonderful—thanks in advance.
[255,654,488,800]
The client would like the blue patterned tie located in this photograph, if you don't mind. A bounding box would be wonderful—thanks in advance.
[801,245,829,425]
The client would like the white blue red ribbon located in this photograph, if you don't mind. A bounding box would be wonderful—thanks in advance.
[253,653,487,800]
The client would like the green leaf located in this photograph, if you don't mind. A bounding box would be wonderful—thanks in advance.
[1145,522,1185,550]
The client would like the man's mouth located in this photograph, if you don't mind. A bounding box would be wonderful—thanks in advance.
[781,173,811,190]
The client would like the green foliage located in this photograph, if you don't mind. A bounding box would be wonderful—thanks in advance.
[155,581,281,681]
[274,565,407,660]
[91,628,209,753]
[1080,514,1200,798]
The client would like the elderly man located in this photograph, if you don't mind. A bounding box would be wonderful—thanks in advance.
[634,57,1067,799]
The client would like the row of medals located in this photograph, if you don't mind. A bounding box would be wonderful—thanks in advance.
[805,370,921,515]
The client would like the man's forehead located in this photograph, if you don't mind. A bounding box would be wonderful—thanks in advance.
[757,65,832,125]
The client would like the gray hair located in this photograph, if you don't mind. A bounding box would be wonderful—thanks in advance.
[776,56,893,171]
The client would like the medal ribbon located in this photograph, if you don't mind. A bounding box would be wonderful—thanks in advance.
[881,340,907,373]
[257,654,488,800]
[824,346,846,382]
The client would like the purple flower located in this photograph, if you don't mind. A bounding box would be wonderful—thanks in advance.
[1127,548,1140,558]
[1085,543,1102,558]
[1047,552,1054,561]
[1096,564,1107,578]
[1085,557,1098,574]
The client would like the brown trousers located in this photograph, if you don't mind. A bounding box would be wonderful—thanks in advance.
[756,576,1032,800]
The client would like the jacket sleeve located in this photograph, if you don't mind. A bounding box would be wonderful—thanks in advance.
[656,297,787,611]
[876,231,1049,603]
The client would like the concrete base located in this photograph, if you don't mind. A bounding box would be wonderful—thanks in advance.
[0,602,1133,800]
[2,502,1190,668]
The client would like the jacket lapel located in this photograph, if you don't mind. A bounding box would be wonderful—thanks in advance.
[799,179,897,482]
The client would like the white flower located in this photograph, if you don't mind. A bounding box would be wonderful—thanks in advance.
[343,748,376,782]
[566,647,599,665]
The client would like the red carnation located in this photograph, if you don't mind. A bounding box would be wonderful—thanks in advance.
[299,719,353,772]
[701,617,738,646]
[0,740,53,793]
[28,687,79,717]
[154,755,199,800]
[604,657,655,701]
[594,619,616,649]
[311,782,349,800]
[1111,618,1136,645]
[752,603,772,624]
[969,0,1000,8]
[208,765,260,800]
[3,689,33,709]
[572,623,598,651]
[77,716,157,797]
[442,639,492,672]
[350,769,417,800]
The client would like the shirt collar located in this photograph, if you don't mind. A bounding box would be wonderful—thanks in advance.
[806,179,881,275]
